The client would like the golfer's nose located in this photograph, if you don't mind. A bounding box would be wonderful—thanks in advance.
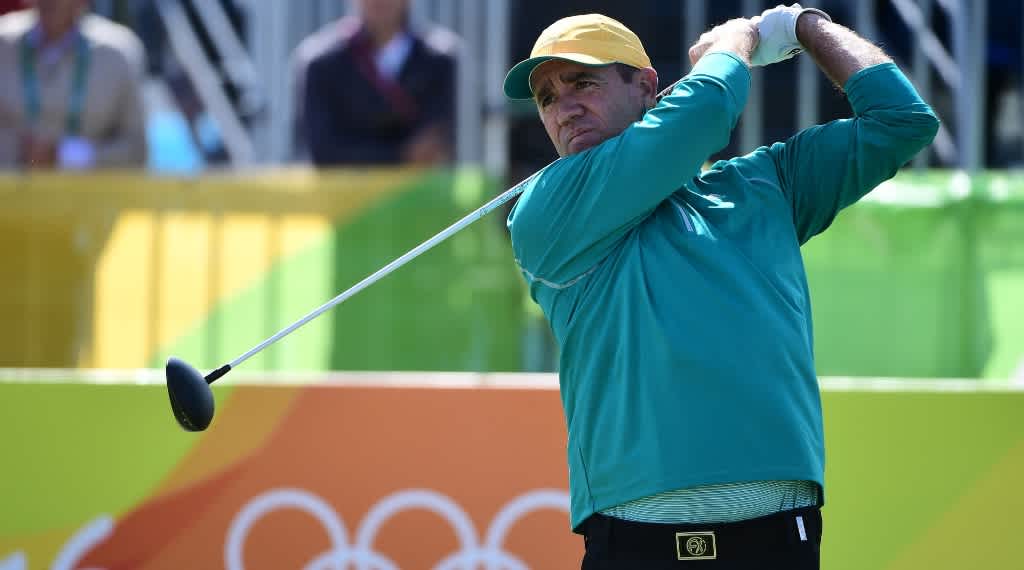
[556,95,584,126]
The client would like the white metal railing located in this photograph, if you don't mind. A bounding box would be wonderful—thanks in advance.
[888,0,979,168]
[168,0,996,174]
[154,0,255,166]
[693,0,985,171]
[190,0,262,116]
[951,0,988,172]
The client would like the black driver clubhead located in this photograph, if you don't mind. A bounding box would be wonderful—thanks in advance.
[166,357,215,431]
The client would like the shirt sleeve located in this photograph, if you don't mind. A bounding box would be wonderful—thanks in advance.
[509,52,750,286]
[769,63,940,244]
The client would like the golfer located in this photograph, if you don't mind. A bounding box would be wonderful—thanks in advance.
[504,6,937,568]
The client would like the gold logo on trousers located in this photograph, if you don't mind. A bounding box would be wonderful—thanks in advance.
[676,531,717,560]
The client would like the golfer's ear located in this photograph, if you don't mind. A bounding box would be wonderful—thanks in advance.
[638,67,659,104]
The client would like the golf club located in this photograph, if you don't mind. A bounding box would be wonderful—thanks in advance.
[166,75,689,431]
[166,175,534,431]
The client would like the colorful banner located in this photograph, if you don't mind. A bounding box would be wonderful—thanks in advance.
[0,168,526,374]
[1,374,1022,569]
[1,169,1022,379]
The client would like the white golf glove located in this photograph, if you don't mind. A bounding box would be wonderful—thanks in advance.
[750,4,832,67]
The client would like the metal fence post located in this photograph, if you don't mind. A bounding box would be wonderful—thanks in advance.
[740,0,763,154]
[484,0,509,178]
[913,0,935,169]
[456,0,483,165]
[797,0,819,131]
[954,0,987,172]
[683,0,706,74]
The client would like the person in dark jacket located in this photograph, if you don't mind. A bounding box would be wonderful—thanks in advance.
[293,0,458,166]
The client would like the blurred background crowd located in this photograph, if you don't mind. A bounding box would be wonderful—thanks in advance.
[1,0,1019,180]
[0,0,459,172]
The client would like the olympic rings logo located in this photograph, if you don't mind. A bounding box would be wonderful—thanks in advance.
[225,487,571,570]
[1,515,113,570]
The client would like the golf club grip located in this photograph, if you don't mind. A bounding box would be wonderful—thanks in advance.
[657,77,685,101]
[204,364,231,384]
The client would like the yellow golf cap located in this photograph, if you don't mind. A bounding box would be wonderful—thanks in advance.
[503,14,652,100]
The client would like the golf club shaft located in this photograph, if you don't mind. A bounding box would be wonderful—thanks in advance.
[205,76,689,383]
[208,178,533,382]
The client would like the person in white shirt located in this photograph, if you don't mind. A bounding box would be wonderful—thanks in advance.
[0,0,147,170]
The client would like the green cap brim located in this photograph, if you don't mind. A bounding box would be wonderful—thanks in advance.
[503,54,615,100]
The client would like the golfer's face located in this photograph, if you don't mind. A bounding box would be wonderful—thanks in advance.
[531,61,652,157]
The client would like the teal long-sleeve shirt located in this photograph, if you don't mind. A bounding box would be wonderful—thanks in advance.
[507,52,939,531]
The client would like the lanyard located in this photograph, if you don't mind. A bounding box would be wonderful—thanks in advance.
[19,31,90,136]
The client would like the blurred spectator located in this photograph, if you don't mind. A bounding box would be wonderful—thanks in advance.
[293,0,458,166]
[0,0,147,170]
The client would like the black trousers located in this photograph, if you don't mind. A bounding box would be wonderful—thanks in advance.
[580,507,822,569]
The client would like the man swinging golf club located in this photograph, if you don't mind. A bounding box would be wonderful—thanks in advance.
[164,4,936,565]
[503,5,938,567]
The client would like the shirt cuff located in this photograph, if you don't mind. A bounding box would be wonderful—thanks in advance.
[844,62,926,115]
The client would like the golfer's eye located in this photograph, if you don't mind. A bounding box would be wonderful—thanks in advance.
[538,93,555,108]
[576,79,597,90]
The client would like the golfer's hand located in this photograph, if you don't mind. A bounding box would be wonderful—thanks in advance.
[688,18,760,66]
[750,4,832,67]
